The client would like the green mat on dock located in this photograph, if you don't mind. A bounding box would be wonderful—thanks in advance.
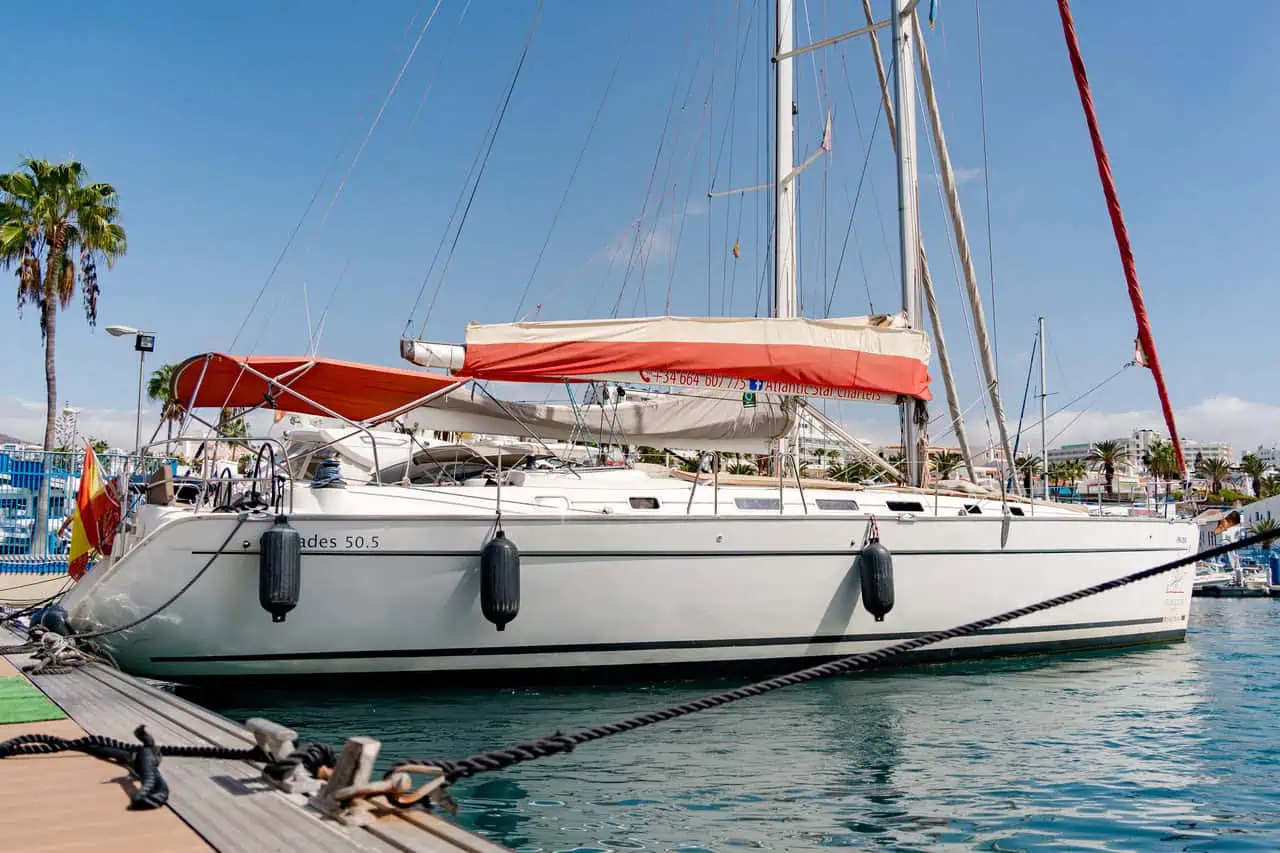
[0,675,67,724]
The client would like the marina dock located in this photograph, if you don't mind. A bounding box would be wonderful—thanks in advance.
[0,628,507,853]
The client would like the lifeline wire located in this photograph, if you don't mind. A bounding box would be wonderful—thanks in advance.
[392,529,1254,785]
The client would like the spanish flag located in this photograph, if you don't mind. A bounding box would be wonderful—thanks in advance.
[68,441,122,581]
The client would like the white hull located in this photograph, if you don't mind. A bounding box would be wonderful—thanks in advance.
[61,475,1196,682]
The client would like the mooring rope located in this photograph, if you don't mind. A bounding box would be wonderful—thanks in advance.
[0,725,335,810]
[387,530,1268,786]
[0,530,1269,813]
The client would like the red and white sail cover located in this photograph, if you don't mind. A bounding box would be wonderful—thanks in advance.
[457,314,931,401]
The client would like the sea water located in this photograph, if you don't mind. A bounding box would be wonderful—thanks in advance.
[190,599,1280,851]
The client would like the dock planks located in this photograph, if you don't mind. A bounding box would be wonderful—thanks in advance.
[1,629,508,853]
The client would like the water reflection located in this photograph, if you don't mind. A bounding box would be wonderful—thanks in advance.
[191,601,1280,851]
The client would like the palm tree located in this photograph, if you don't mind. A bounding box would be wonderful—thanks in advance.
[1,160,127,449]
[831,457,876,484]
[1240,452,1266,498]
[147,362,184,440]
[1252,516,1279,547]
[1090,440,1126,497]
[931,450,963,480]
[1261,474,1280,499]
[1016,454,1042,496]
[1196,457,1231,496]
[2,158,127,553]
[1143,439,1178,502]
[218,407,249,445]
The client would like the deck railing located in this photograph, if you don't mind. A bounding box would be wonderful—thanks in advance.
[0,448,177,574]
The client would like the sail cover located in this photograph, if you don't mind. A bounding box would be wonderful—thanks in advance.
[415,386,797,454]
[445,314,931,402]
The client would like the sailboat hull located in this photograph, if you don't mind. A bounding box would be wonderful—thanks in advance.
[61,498,1196,683]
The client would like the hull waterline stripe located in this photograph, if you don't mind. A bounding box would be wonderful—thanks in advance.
[155,629,1188,684]
[149,616,1167,663]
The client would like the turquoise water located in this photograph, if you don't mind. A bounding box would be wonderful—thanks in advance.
[189,599,1280,851]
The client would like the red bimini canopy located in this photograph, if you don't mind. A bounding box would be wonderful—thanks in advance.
[170,353,460,423]
[456,315,932,402]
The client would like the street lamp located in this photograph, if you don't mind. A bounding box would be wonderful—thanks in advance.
[106,325,156,453]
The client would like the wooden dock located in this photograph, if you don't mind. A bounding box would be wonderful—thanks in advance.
[0,629,508,853]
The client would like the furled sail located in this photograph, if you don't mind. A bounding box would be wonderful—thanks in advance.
[413,385,797,454]
[402,313,932,404]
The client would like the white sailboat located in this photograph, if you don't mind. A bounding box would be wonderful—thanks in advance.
[58,0,1196,682]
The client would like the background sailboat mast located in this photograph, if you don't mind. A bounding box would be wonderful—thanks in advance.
[890,0,925,487]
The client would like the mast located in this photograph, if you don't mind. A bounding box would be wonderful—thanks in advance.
[890,0,924,487]
[1039,316,1049,500]
[773,0,797,320]
[1055,0,1187,480]
[771,0,799,476]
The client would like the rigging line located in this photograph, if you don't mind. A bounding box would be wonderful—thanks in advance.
[307,0,447,347]
[936,361,1134,459]
[609,11,700,318]
[831,47,884,313]
[710,0,757,315]
[307,256,352,356]
[228,0,433,351]
[974,0,1000,372]
[512,6,639,321]
[664,62,725,313]
[642,50,715,311]
[746,0,764,316]
[707,0,718,317]
[857,0,903,282]
[418,0,547,336]
[710,0,761,182]
[641,30,717,299]
[927,382,991,429]
[825,53,893,317]
[406,6,518,336]
[407,0,474,133]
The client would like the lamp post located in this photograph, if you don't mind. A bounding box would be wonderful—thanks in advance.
[106,325,156,454]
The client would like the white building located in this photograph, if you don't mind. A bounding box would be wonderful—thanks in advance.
[1046,429,1233,476]
[1247,445,1280,468]
[1181,439,1234,468]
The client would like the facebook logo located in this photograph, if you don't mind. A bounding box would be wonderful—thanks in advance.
[748,379,764,391]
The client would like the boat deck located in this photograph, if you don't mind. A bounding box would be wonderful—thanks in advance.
[0,629,507,852]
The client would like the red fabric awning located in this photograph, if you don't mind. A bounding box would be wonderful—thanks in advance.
[170,353,459,423]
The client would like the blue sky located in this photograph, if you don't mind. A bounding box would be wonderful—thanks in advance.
[3,0,1279,453]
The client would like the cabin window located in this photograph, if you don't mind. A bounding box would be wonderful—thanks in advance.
[887,500,924,513]
[735,497,782,510]
[628,496,660,510]
[963,504,982,515]
[816,499,859,511]
[1008,506,1025,517]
